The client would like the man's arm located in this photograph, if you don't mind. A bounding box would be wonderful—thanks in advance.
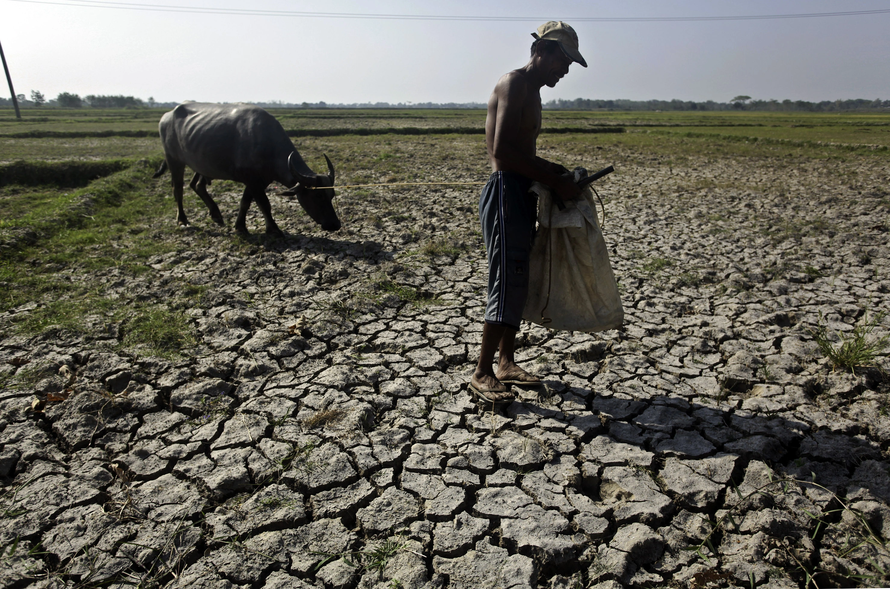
[489,73,581,200]
[535,156,569,176]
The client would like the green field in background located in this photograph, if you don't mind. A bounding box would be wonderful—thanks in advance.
[0,107,887,168]
[2,108,888,148]
[1,106,887,350]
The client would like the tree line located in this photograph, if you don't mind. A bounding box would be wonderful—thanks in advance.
[2,92,889,112]
[0,92,161,108]
[544,96,890,112]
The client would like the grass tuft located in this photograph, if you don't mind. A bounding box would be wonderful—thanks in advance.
[314,536,407,581]
[302,408,347,430]
[420,235,466,258]
[812,312,889,372]
[642,257,674,274]
[121,307,197,359]
[372,277,442,307]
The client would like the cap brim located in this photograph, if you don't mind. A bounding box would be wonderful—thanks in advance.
[558,42,588,68]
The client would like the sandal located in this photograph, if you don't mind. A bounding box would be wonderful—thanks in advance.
[469,376,515,404]
[495,366,541,387]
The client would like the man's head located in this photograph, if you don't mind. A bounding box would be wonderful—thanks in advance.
[531,21,587,68]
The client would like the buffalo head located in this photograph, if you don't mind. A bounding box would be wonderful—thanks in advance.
[281,153,341,232]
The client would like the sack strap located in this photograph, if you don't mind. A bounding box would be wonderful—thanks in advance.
[538,200,555,325]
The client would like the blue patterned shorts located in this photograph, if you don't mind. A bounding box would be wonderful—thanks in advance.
[479,171,537,330]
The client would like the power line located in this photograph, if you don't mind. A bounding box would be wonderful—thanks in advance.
[9,0,890,22]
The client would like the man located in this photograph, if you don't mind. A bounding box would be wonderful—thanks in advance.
[471,21,587,403]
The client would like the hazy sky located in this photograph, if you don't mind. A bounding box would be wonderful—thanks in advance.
[3,0,889,105]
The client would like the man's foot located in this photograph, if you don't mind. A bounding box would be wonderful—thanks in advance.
[496,365,541,387]
[469,374,515,404]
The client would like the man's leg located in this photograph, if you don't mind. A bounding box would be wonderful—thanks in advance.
[494,327,540,384]
[472,321,511,397]
[474,321,538,391]
[494,326,518,375]
[472,171,537,399]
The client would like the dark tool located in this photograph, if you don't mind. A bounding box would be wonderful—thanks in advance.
[577,165,615,189]
[553,165,614,210]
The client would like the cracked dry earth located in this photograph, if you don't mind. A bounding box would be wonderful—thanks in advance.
[2,143,890,589]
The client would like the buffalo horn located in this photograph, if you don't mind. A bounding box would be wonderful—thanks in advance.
[324,154,335,184]
[288,152,315,187]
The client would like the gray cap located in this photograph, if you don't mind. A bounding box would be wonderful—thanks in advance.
[532,21,587,67]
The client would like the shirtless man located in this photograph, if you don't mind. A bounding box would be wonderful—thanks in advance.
[471,21,587,403]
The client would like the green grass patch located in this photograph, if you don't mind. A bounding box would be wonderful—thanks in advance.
[376,279,422,302]
[0,137,162,162]
[812,312,889,372]
[4,281,197,358]
[650,122,890,149]
[120,306,197,358]
[10,290,112,336]
[0,158,163,250]
[0,159,135,187]
[675,271,702,288]
[642,257,674,274]
[761,218,836,244]
[371,276,443,307]
[317,297,360,319]
[183,282,211,303]
[419,233,468,258]
[0,158,209,359]
[314,536,408,581]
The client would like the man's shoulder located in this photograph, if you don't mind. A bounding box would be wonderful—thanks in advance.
[495,69,531,97]
[499,69,530,86]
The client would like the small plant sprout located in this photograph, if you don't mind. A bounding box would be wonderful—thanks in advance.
[688,474,890,587]
[812,311,889,373]
[313,535,408,581]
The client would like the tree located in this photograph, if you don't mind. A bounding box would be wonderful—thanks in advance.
[56,92,82,108]
[730,95,750,110]
[84,94,143,108]
[30,90,45,106]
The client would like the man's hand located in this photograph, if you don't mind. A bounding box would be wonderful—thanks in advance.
[552,173,582,201]
[550,162,570,175]
[538,159,580,200]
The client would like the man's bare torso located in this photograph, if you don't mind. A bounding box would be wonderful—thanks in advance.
[485,69,542,172]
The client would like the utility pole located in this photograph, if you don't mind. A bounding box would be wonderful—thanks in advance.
[0,39,22,120]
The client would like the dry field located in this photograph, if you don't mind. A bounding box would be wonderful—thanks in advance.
[1,109,890,588]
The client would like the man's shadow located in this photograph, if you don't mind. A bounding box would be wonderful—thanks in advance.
[499,371,887,508]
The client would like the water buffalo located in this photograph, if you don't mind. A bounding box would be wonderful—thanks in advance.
[154,102,340,236]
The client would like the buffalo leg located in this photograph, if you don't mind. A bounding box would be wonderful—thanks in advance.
[168,161,189,227]
[234,185,254,235]
[253,186,284,236]
[189,173,225,226]
[237,184,283,236]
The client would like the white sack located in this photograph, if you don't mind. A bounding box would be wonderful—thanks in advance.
[522,182,624,332]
